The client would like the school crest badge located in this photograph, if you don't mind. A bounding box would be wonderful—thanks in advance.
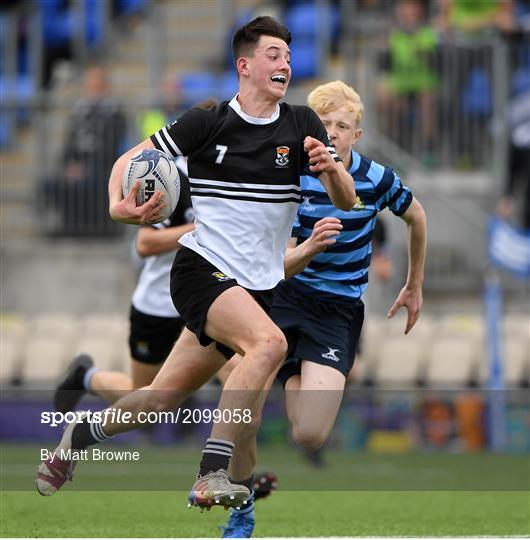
[275,146,290,167]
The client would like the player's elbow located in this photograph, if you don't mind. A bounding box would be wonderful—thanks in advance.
[335,192,356,211]
[135,238,155,258]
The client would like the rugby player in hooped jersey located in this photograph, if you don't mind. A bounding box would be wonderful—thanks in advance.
[274,80,427,453]
[36,16,355,533]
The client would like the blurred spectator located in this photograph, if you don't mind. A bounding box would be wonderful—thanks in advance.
[40,64,127,237]
[137,72,185,140]
[376,0,438,163]
[436,0,515,37]
[496,87,530,230]
[40,0,75,89]
[496,0,530,230]
[436,0,516,168]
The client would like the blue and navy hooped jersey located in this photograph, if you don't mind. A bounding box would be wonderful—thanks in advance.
[291,150,413,301]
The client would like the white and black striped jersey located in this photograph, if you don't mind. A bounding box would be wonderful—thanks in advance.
[131,165,194,317]
[151,96,339,290]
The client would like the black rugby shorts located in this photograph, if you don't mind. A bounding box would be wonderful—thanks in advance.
[128,305,186,364]
[170,247,274,359]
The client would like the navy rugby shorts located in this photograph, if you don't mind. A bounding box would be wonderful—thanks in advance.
[270,280,364,385]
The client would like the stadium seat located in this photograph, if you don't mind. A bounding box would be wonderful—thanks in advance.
[372,338,426,387]
[73,337,120,371]
[358,316,385,376]
[381,313,435,342]
[0,313,29,342]
[21,336,71,384]
[438,313,484,340]
[289,40,319,80]
[424,338,477,387]
[219,72,239,101]
[118,0,147,16]
[179,72,218,105]
[79,313,128,341]
[113,340,132,374]
[478,336,530,387]
[284,3,338,40]
[29,313,81,342]
[504,313,530,340]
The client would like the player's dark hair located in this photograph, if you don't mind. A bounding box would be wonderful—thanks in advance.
[231,16,291,63]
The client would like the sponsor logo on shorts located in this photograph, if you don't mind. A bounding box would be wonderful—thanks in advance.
[301,195,315,210]
[212,271,231,282]
[135,341,150,358]
[321,347,340,362]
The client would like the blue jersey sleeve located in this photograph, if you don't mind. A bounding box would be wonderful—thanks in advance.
[291,213,301,238]
[375,169,413,216]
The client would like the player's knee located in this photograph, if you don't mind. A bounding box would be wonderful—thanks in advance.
[292,425,327,451]
[253,330,287,371]
[143,387,180,413]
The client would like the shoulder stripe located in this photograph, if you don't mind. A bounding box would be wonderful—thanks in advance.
[385,185,404,208]
[375,168,396,197]
[393,191,413,215]
[153,128,182,157]
[356,155,372,178]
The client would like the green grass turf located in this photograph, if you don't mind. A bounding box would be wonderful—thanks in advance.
[1,444,529,537]
[1,490,528,537]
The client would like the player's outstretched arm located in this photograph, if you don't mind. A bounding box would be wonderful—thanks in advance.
[304,136,356,211]
[108,139,166,225]
[387,197,427,334]
[284,217,343,279]
[136,222,195,257]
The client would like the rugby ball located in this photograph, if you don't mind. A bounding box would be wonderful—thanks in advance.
[122,148,180,222]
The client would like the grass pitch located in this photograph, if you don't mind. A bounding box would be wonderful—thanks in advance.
[1,444,528,537]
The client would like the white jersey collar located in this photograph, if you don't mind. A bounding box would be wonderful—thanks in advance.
[229,94,280,125]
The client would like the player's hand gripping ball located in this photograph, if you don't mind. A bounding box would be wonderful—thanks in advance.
[122,148,180,223]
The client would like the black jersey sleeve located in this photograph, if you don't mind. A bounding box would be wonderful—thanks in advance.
[297,106,341,171]
[150,107,213,158]
[168,170,194,226]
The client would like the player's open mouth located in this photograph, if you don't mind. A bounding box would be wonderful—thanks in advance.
[271,74,287,86]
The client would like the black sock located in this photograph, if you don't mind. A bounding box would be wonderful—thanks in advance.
[71,419,112,450]
[232,475,253,492]
[198,437,234,477]
[231,476,254,513]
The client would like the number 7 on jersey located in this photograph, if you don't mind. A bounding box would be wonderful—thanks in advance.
[215,144,228,164]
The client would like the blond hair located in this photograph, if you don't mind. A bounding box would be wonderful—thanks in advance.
[307,81,364,126]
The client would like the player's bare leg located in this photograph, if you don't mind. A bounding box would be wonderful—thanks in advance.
[285,361,346,450]
[87,359,166,403]
[37,329,225,496]
[189,287,287,509]
[54,356,164,413]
